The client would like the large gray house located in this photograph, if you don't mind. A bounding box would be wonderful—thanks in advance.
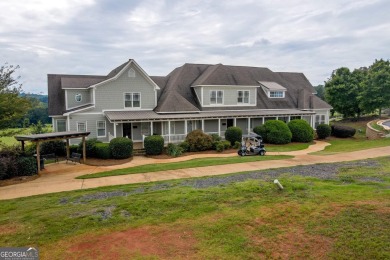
[48,59,331,145]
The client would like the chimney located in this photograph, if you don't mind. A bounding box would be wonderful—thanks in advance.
[298,89,306,109]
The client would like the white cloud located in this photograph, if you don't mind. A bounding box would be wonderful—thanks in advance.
[0,0,389,93]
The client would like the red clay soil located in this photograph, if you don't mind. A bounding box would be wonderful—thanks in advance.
[63,226,198,259]
[0,175,39,187]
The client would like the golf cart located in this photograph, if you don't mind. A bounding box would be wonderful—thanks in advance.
[237,134,266,156]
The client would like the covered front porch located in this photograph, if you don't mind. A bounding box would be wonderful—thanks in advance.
[104,109,317,146]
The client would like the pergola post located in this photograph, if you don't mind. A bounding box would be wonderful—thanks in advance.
[66,139,70,159]
[36,141,41,173]
[82,136,86,163]
[21,141,25,152]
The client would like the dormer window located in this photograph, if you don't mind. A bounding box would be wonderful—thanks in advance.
[259,81,286,99]
[269,91,284,98]
[75,93,82,102]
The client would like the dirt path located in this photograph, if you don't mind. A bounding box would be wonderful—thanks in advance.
[1,141,389,200]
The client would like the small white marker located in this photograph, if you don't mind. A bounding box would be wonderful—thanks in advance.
[274,179,284,190]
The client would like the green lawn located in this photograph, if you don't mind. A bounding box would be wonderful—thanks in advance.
[266,142,311,152]
[78,155,292,179]
[1,157,389,259]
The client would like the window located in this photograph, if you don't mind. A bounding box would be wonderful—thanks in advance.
[124,93,141,108]
[238,90,250,104]
[97,121,106,137]
[315,115,326,128]
[210,90,223,105]
[77,122,86,132]
[128,68,135,77]
[269,91,284,98]
[75,93,82,102]
[57,120,66,132]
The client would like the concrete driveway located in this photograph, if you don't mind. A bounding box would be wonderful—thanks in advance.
[1,141,389,200]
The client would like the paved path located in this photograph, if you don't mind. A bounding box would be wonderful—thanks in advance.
[1,141,389,200]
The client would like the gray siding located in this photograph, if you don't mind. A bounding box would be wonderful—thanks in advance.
[202,86,256,106]
[68,114,110,144]
[92,64,156,112]
[236,118,249,134]
[251,118,263,128]
[66,89,92,109]
[204,119,218,132]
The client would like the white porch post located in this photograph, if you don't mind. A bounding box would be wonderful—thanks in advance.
[218,119,221,136]
[262,117,265,124]
[201,119,204,132]
[234,118,237,126]
[150,121,153,135]
[113,123,117,137]
[185,120,188,135]
[168,120,171,143]
[288,116,291,123]
[276,116,279,120]
[247,117,251,134]
[310,115,314,128]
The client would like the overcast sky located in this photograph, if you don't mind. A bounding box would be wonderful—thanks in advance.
[1,0,389,94]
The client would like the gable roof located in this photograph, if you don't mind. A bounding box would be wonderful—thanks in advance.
[61,75,106,89]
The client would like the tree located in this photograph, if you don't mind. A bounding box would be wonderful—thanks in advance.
[325,67,367,118]
[314,85,325,100]
[0,63,31,128]
[359,59,390,117]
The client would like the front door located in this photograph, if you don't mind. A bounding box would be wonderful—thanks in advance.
[123,123,132,138]
[227,119,234,128]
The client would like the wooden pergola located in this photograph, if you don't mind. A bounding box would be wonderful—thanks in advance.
[15,131,90,173]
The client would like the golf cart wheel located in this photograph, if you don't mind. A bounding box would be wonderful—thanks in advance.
[259,150,265,156]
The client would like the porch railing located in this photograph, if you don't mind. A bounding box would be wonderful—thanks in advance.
[142,134,186,146]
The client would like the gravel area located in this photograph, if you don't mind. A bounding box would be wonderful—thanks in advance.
[60,159,381,204]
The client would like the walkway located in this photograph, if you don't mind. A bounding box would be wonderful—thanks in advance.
[1,141,389,200]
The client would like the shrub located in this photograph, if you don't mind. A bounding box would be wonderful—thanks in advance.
[78,138,102,157]
[216,142,225,152]
[225,127,242,146]
[40,140,66,156]
[316,124,332,139]
[222,140,231,150]
[262,120,292,144]
[69,144,79,154]
[233,141,241,149]
[109,137,133,159]
[185,130,213,151]
[253,125,266,138]
[144,135,164,155]
[0,158,7,180]
[166,143,183,157]
[94,143,111,159]
[178,142,190,152]
[331,125,356,138]
[16,157,37,176]
[287,119,314,143]
[210,134,221,142]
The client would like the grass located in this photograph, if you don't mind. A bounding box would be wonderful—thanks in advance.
[266,142,311,152]
[77,155,292,179]
[0,125,53,147]
[1,157,389,259]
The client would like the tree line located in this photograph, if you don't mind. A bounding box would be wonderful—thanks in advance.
[316,59,390,118]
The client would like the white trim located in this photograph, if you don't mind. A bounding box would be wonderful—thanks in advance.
[201,87,204,106]
[50,115,64,118]
[202,104,256,108]
[93,87,96,105]
[67,116,70,131]
[76,121,87,132]
[56,119,67,132]
[72,112,104,115]
[66,103,94,111]
[237,90,250,105]
[63,105,95,116]
[269,91,285,98]
[192,85,260,88]
[65,89,69,110]
[103,108,153,112]
[96,120,106,137]
[124,92,141,109]
[209,90,224,105]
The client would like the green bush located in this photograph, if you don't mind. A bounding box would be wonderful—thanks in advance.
[331,125,356,138]
[225,127,242,146]
[262,120,292,144]
[178,142,190,152]
[287,119,314,143]
[210,134,221,142]
[40,140,66,156]
[233,141,241,149]
[222,140,231,150]
[216,142,225,152]
[185,130,213,152]
[69,144,79,154]
[0,158,7,179]
[109,137,133,159]
[16,157,37,176]
[94,143,111,159]
[253,125,266,138]
[316,124,332,139]
[78,138,102,157]
[166,143,183,157]
[144,135,165,155]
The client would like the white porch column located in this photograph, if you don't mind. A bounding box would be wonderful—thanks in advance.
[247,117,251,134]
[113,123,117,137]
[201,119,204,131]
[184,120,188,135]
[262,117,265,124]
[276,116,279,120]
[150,121,153,135]
[168,120,171,143]
[234,118,237,126]
[310,115,314,128]
[218,119,221,136]
[288,116,291,123]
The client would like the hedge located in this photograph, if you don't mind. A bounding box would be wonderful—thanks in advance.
[225,127,242,146]
[331,125,356,138]
[316,124,332,139]
[40,140,66,156]
[109,137,133,159]
[78,138,102,157]
[144,135,165,155]
[95,143,111,159]
[185,130,213,151]
[16,157,37,176]
[288,119,314,143]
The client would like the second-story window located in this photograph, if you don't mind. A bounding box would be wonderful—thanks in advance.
[124,93,141,108]
[75,93,82,102]
[210,90,223,105]
[77,122,86,132]
[237,90,250,104]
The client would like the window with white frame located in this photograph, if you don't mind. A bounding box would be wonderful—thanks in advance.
[210,90,223,105]
[96,120,106,137]
[57,119,66,132]
[124,93,141,108]
[237,90,250,104]
[77,122,86,132]
[75,93,82,102]
[269,91,284,98]
[315,115,326,128]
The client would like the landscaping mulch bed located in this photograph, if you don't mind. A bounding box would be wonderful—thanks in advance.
[0,175,40,187]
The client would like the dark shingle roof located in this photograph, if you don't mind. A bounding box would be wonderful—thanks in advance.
[61,75,106,89]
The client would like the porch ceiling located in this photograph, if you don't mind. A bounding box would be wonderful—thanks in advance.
[104,109,315,122]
